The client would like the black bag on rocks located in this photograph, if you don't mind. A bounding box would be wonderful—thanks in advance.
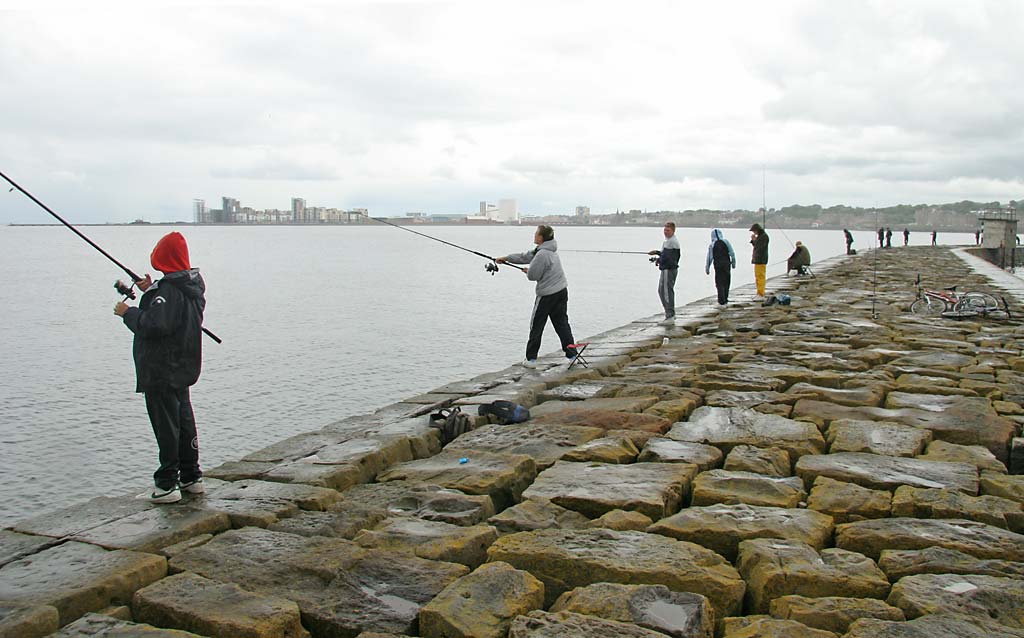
[429,407,473,445]
[478,400,531,425]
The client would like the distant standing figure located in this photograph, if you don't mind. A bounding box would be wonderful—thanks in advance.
[885,228,892,248]
[705,228,736,305]
[648,222,681,323]
[843,228,854,255]
[878,227,884,248]
[975,229,981,245]
[749,223,769,298]
[496,225,578,368]
[903,228,909,246]
[931,230,937,246]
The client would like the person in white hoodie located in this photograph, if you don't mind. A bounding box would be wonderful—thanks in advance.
[497,225,578,368]
[705,228,736,305]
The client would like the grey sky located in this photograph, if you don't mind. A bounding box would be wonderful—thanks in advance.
[1,1,1022,223]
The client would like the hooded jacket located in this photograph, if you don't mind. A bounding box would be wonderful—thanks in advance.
[705,229,736,273]
[122,268,206,392]
[504,240,568,297]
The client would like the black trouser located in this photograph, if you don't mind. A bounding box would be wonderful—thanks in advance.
[144,387,201,490]
[526,287,577,361]
[714,266,731,305]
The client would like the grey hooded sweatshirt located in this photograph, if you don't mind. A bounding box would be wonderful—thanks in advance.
[705,228,736,272]
[503,240,568,297]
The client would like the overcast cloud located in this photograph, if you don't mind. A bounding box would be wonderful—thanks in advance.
[0,0,1022,223]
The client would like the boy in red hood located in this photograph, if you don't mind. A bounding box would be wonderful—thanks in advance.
[114,232,207,503]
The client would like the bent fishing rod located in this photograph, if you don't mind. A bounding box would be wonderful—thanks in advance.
[0,169,222,344]
[353,211,526,274]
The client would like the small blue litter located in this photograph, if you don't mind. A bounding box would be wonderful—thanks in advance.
[459,457,469,464]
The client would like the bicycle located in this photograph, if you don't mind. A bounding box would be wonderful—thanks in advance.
[909,275,1008,319]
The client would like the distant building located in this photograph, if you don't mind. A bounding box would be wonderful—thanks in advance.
[292,197,307,223]
[221,197,240,223]
[497,198,518,222]
[575,206,590,218]
[192,199,208,224]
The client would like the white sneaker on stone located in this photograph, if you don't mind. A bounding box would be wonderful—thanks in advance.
[521,359,539,369]
[660,317,675,324]
[141,485,182,504]
[179,478,205,494]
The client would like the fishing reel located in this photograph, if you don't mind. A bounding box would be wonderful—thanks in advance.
[649,255,661,267]
[114,279,137,300]
[484,261,499,275]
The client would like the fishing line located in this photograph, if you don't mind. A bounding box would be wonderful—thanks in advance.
[1,169,222,343]
[353,211,525,273]
[561,250,650,255]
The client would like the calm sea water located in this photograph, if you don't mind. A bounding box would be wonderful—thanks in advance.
[0,225,971,525]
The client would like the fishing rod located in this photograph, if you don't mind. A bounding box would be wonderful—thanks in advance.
[353,211,526,274]
[0,169,222,344]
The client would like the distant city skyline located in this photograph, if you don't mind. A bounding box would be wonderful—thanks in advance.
[2,3,1023,224]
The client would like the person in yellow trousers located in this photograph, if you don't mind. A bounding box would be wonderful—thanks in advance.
[749,223,770,298]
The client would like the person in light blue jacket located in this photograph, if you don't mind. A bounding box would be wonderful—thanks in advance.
[497,225,578,368]
[705,228,736,305]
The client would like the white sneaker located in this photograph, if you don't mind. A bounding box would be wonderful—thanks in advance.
[521,359,539,369]
[142,485,182,504]
[179,478,205,494]
[660,317,675,324]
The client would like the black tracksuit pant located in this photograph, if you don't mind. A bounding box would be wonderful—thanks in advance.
[714,265,731,305]
[526,287,578,361]
[145,387,201,490]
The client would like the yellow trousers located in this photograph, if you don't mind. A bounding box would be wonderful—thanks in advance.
[754,264,766,296]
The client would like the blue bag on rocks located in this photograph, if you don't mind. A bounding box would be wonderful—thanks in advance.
[478,400,530,425]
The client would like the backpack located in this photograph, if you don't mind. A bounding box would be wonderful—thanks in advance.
[478,400,531,425]
[712,239,730,267]
[428,407,473,445]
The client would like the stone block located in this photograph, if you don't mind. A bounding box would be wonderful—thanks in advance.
[0,603,59,638]
[835,517,1024,561]
[12,496,152,539]
[562,436,639,464]
[1012,437,1024,474]
[339,481,497,526]
[0,541,166,626]
[705,390,800,408]
[486,528,745,617]
[0,531,54,569]
[667,407,825,461]
[788,382,887,407]
[638,439,723,471]
[169,527,469,637]
[68,506,231,553]
[586,510,653,531]
[981,471,1024,503]
[377,449,537,511]
[486,499,590,534]
[692,370,788,393]
[736,538,890,613]
[722,445,791,476]
[48,612,207,636]
[204,478,341,511]
[529,396,662,416]
[721,617,838,637]
[132,572,307,638]
[419,562,544,638]
[523,461,695,520]
[878,547,1024,582]
[806,476,891,524]
[644,397,700,422]
[268,503,386,539]
[891,486,1024,531]
[795,452,978,494]
[550,583,713,638]
[845,612,1024,638]
[887,573,1024,629]
[918,440,1007,473]
[648,503,834,562]
[509,610,667,637]
[354,518,498,568]
[769,595,904,634]
[445,423,604,470]
[690,470,806,508]
[826,419,931,457]
[531,409,673,435]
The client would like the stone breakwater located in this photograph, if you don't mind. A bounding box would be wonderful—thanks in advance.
[3,245,1024,638]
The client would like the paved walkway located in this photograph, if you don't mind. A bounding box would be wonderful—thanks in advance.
[2,246,1023,638]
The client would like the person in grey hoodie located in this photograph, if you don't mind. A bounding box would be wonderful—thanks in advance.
[497,225,578,367]
[705,228,736,305]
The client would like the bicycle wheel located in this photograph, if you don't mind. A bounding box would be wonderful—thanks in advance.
[959,293,999,312]
[911,298,943,316]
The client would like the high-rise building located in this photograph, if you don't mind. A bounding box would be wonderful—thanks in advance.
[220,197,240,223]
[192,199,208,224]
[497,199,518,222]
[575,206,590,218]
[292,198,306,223]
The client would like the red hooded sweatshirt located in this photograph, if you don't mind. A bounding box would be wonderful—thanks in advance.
[150,232,191,274]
